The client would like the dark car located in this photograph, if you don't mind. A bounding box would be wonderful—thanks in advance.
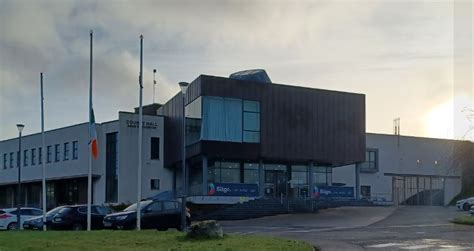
[103,199,190,230]
[23,206,65,230]
[50,205,111,230]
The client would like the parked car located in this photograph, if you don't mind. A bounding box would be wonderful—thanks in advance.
[23,206,65,230]
[103,199,190,230]
[470,205,474,215]
[456,197,474,211]
[0,207,43,230]
[50,205,112,230]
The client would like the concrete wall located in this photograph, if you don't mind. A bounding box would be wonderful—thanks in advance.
[117,112,171,204]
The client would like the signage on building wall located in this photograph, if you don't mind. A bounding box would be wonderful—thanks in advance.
[126,120,158,129]
[208,183,259,197]
[312,186,354,199]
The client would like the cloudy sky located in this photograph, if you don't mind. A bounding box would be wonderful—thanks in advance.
[0,0,472,140]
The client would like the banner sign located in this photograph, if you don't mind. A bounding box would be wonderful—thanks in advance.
[208,183,259,197]
[313,186,354,199]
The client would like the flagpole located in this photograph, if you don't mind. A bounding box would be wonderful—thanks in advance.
[136,34,143,231]
[87,30,93,231]
[40,72,47,231]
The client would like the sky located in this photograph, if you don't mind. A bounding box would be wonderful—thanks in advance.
[0,0,473,141]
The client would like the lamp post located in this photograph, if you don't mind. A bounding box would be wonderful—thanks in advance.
[179,81,189,231]
[16,123,24,230]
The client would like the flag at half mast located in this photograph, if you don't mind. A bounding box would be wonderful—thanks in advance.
[89,107,98,159]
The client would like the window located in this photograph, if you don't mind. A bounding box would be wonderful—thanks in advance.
[106,133,118,203]
[208,161,240,183]
[243,100,260,143]
[3,153,6,169]
[312,166,332,186]
[361,185,371,199]
[23,150,28,166]
[150,137,160,160]
[47,146,52,163]
[185,97,202,145]
[358,149,378,172]
[244,163,259,184]
[9,152,13,168]
[72,141,78,159]
[147,202,163,212]
[64,142,69,161]
[54,144,60,162]
[31,148,36,166]
[38,147,42,164]
[163,201,177,210]
[150,179,160,190]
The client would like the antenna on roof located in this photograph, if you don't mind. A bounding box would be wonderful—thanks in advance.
[153,69,157,104]
[393,118,400,147]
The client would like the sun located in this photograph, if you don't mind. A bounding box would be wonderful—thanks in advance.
[423,95,473,140]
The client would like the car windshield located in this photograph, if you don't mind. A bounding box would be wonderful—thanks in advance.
[124,200,153,212]
[57,207,72,214]
[46,207,64,216]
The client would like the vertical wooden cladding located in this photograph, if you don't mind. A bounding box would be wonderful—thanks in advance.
[160,74,365,167]
[157,77,201,168]
[260,84,365,166]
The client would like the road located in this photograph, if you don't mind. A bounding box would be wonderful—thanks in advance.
[221,206,474,250]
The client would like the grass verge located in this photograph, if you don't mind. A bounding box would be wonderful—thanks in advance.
[0,230,313,251]
[452,215,474,225]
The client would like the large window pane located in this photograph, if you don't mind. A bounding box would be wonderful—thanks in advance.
[208,161,240,183]
[243,100,260,112]
[243,112,260,131]
[202,97,226,141]
[243,131,260,143]
[224,98,243,142]
[185,97,202,145]
[244,163,259,184]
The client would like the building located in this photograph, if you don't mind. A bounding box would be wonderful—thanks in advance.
[333,133,468,206]
[158,74,366,201]
[0,72,366,208]
[0,110,170,208]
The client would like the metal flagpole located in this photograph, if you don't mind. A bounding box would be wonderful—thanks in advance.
[87,30,93,231]
[40,73,47,231]
[136,35,143,230]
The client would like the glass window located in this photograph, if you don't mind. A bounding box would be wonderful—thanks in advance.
[54,144,60,162]
[244,163,259,184]
[9,152,13,168]
[23,150,28,167]
[47,146,52,163]
[150,137,160,160]
[243,100,260,112]
[185,97,202,145]
[31,148,36,166]
[243,131,260,143]
[312,166,331,186]
[208,161,240,183]
[291,165,308,185]
[72,141,78,159]
[202,97,243,142]
[147,202,163,212]
[359,149,378,172]
[243,112,260,131]
[3,153,6,169]
[64,142,69,161]
[163,201,177,210]
[150,179,160,190]
[38,147,42,164]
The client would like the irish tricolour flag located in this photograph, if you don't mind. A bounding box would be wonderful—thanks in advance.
[89,108,98,159]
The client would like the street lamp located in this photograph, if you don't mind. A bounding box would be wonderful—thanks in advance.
[179,81,189,231]
[16,123,24,230]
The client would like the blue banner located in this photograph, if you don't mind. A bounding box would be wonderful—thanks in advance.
[208,183,259,197]
[313,186,354,199]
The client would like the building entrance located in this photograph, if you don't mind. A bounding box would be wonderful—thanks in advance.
[264,164,288,197]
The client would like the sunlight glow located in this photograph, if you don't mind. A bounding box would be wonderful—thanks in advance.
[423,95,473,140]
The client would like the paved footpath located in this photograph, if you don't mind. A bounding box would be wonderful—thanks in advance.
[221,206,474,250]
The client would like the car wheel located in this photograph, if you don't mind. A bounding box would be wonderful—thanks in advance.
[7,222,17,231]
[72,223,84,231]
[463,203,470,211]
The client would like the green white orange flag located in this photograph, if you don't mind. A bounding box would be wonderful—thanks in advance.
[89,107,98,159]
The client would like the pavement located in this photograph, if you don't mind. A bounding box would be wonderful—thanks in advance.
[221,206,474,250]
